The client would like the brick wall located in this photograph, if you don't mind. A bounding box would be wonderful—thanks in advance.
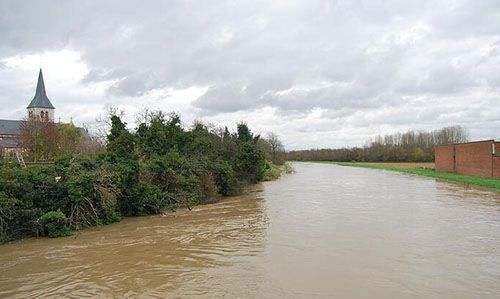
[494,142,500,178]
[435,144,455,172]
[493,157,500,178]
[455,141,493,177]
[435,140,500,178]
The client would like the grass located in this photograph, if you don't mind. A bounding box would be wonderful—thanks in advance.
[262,162,283,181]
[262,162,295,181]
[319,161,500,192]
[355,162,435,169]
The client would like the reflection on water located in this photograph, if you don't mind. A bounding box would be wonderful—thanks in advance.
[1,162,500,298]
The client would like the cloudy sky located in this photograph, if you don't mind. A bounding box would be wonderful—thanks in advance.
[0,0,499,149]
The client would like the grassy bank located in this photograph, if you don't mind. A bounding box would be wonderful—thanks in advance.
[262,162,295,181]
[262,162,282,181]
[319,161,500,192]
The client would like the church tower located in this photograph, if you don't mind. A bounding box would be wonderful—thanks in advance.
[27,69,55,122]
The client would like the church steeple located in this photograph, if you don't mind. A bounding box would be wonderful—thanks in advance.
[27,69,54,109]
[27,69,55,121]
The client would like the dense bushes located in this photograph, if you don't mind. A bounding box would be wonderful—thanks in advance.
[0,111,269,243]
[40,210,71,238]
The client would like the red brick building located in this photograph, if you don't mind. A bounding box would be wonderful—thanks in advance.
[435,140,500,178]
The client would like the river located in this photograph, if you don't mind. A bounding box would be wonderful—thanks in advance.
[1,162,500,298]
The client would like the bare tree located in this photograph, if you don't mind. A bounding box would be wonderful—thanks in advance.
[94,106,125,143]
[287,125,469,162]
[261,132,285,165]
[19,117,60,162]
[435,125,469,144]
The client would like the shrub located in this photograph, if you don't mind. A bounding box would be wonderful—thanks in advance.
[211,161,238,196]
[262,161,282,181]
[40,210,71,238]
[0,113,276,243]
[235,142,266,182]
[413,148,426,162]
[197,172,218,202]
[123,182,170,216]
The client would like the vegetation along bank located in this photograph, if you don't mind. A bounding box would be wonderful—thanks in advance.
[287,125,468,162]
[0,111,286,243]
[324,162,500,192]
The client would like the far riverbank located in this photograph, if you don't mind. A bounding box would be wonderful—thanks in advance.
[314,161,500,192]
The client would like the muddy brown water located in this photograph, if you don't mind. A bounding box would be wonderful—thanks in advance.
[1,162,500,298]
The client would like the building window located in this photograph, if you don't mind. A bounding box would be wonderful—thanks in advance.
[45,111,49,119]
[29,111,33,118]
[40,111,44,119]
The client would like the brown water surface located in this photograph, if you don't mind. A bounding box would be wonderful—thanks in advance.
[1,162,500,298]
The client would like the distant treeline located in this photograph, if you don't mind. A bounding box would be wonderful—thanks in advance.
[287,126,468,162]
[0,110,284,243]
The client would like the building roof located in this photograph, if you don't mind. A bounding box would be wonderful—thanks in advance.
[435,139,495,146]
[0,119,22,135]
[0,119,87,137]
[27,69,55,109]
[0,136,20,148]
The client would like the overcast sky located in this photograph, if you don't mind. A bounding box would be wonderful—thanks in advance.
[0,0,499,149]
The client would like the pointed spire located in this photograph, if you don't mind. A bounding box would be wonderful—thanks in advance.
[35,69,46,96]
[27,69,55,109]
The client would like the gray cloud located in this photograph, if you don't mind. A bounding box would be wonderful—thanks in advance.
[194,83,259,113]
[0,0,499,149]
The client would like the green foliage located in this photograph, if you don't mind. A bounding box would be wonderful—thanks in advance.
[413,148,426,162]
[0,112,277,243]
[262,161,282,181]
[40,210,71,238]
[235,142,266,182]
[211,161,239,196]
[136,112,190,158]
[58,123,83,140]
[57,123,84,154]
[0,192,40,243]
[55,155,121,228]
[124,182,167,216]
[237,123,255,143]
[107,115,137,162]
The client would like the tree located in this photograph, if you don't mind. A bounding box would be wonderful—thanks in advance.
[57,123,84,155]
[1,110,277,242]
[413,148,426,162]
[106,115,136,162]
[264,132,285,165]
[234,124,266,182]
[19,117,60,162]
[287,125,469,163]
[235,142,266,182]
[237,123,256,143]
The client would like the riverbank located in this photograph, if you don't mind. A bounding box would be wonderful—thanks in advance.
[0,113,286,244]
[0,162,285,245]
[262,162,294,181]
[318,161,500,192]
[0,159,290,245]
